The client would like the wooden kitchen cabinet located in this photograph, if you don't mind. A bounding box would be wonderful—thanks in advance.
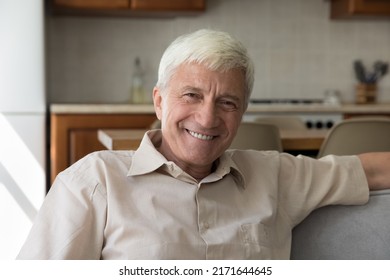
[50,0,205,16]
[53,0,129,10]
[131,0,205,12]
[331,0,390,18]
[50,113,156,185]
[343,112,390,118]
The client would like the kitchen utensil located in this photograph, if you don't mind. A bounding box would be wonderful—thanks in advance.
[353,60,367,83]
[367,61,389,83]
[354,60,388,84]
[380,62,388,77]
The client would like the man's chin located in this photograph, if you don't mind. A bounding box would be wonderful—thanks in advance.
[187,151,223,165]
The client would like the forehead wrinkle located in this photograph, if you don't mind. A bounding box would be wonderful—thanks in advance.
[181,84,240,101]
[181,85,203,93]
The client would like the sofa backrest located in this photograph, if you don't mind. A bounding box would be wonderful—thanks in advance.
[291,190,390,259]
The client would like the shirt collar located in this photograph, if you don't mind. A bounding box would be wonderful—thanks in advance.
[211,152,246,189]
[127,130,167,176]
[128,130,246,189]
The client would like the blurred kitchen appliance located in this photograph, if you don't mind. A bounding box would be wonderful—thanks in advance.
[247,99,343,129]
[0,0,46,259]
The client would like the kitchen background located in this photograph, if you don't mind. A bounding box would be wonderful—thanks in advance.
[47,0,390,105]
[1,0,390,260]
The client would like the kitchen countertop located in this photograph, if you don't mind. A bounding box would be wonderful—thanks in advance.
[98,128,328,152]
[50,103,155,114]
[50,103,390,114]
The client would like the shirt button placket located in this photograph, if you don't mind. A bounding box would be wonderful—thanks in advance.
[196,182,217,259]
[196,184,221,259]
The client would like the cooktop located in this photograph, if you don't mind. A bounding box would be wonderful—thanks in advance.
[250,99,323,105]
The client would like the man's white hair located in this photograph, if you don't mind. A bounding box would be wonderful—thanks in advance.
[156,29,254,108]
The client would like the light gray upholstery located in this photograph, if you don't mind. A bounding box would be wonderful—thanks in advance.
[255,116,307,130]
[317,117,390,158]
[229,122,283,151]
[291,190,390,259]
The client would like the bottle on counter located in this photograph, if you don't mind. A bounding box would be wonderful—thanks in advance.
[129,57,147,104]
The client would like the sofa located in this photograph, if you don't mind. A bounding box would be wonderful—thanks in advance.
[291,189,390,259]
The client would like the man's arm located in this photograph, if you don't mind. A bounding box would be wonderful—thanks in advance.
[358,152,390,190]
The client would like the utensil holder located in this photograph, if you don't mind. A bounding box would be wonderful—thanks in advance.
[355,83,377,104]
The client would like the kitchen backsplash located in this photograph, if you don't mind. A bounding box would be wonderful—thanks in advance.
[47,0,390,104]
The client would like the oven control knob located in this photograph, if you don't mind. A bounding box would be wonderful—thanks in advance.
[306,121,313,129]
[315,121,323,129]
[325,120,334,129]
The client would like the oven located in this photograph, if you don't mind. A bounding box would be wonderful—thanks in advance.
[244,99,343,130]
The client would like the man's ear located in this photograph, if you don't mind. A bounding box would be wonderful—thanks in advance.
[153,86,163,120]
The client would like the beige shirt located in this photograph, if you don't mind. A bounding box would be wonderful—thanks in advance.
[17,130,369,260]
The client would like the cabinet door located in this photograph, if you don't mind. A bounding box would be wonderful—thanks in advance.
[331,0,390,18]
[69,129,106,164]
[343,113,390,119]
[53,0,129,10]
[130,0,205,11]
[353,0,390,13]
[50,113,156,185]
[51,0,205,15]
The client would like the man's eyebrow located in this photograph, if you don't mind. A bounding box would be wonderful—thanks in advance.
[180,86,243,103]
[221,94,240,101]
[180,86,202,92]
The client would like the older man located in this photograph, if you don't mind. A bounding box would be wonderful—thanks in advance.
[18,29,390,260]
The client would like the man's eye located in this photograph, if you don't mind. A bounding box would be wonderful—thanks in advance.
[183,93,200,100]
[185,93,197,98]
[220,100,238,110]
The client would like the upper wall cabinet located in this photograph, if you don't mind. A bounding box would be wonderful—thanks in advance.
[330,0,390,19]
[53,0,129,10]
[131,0,205,12]
[50,0,206,17]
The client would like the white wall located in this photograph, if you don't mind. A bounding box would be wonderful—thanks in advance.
[0,0,45,259]
[47,0,390,104]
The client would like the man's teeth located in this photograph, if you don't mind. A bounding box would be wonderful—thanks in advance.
[188,130,214,140]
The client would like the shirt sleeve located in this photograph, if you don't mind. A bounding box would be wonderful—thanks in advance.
[278,154,369,227]
[16,170,107,260]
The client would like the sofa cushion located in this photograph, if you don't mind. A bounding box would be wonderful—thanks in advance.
[291,190,390,260]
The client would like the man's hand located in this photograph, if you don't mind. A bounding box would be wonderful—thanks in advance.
[358,152,390,190]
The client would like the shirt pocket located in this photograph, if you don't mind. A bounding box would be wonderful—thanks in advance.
[240,223,272,248]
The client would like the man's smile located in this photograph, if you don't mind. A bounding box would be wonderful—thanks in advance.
[186,129,215,141]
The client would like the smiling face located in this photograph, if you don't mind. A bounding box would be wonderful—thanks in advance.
[153,62,246,180]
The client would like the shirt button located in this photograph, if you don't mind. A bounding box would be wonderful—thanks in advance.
[203,222,210,230]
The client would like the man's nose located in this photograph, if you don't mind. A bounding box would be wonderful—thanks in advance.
[196,102,220,128]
